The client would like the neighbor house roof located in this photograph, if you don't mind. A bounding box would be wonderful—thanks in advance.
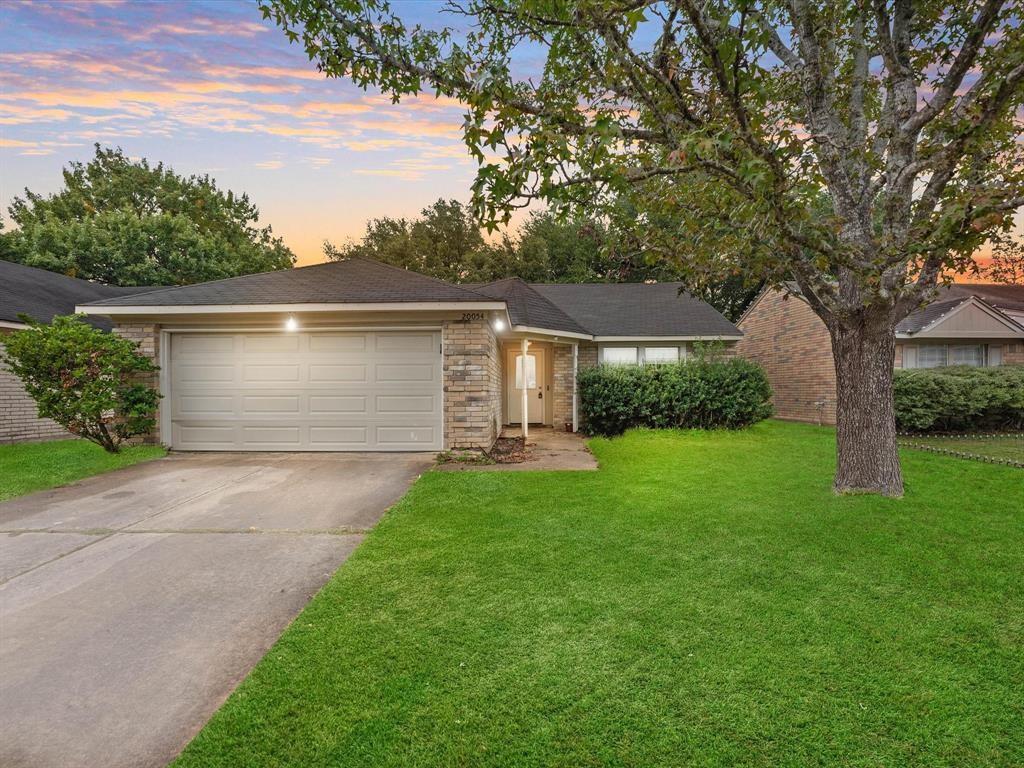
[938,283,1024,313]
[531,282,741,338]
[78,257,741,340]
[0,259,156,331]
[84,257,497,308]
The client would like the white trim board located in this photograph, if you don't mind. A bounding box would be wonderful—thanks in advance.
[77,301,506,315]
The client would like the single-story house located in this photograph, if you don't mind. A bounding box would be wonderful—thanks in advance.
[0,259,157,444]
[735,283,1024,425]
[77,257,741,452]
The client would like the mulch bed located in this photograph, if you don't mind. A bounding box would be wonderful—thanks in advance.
[487,435,531,463]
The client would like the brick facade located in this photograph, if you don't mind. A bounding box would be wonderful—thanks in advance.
[735,289,838,424]
[112,323,162,444]
[442,317,502,450]
[0,337,70,444]
[736,288,1024,426]
[551,345,574,430]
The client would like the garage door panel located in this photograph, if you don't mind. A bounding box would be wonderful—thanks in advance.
[376,395,437,414]
[375,333,435,353]
[175,395,234,417]
[376,363,435,383]
[243,364,301,383]
[309,364,367,383]
[243,335,300,353]
[176,365,235,384]
[310,334,366,352]
[241,395,301,415]
[309,395,367,414]
[169,331,442,451]
[309,426,369,447]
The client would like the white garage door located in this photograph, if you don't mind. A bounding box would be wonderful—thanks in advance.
[168,331,443,451]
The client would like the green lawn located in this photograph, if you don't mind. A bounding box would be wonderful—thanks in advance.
[175,421,1024,767]
[0,439,166,502]
[899,433,1024,463]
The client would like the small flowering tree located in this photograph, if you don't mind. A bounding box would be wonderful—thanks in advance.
[2,315,160,452]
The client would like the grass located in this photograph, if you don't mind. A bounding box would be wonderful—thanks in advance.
[0,439,166,502]
[899,433,1024,463]
[174,421,1024,767]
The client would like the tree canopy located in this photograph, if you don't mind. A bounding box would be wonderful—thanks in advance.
[2,145,295,286]
[261,0,1023,496]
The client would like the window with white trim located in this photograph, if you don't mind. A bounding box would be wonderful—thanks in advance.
[912,344,987,368]
[643,346,679,364]
[601,347,638,365]
[949,344,986,367]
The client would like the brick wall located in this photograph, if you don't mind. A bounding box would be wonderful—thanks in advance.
[578,342,598,369]
[0,339,70,444]
[551,344,574,429]
[442,317,501,450]
[112,322,162,444]
[1003,341,1024,365]
[735,289,838,424]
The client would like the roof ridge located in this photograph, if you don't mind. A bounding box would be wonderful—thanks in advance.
[346,255,496,300]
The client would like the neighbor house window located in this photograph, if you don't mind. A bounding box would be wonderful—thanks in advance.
[913,344,987,368]
[602,347,638,365]
[949,344,986,367]
[643,347,679,364]
[917,345,949,368]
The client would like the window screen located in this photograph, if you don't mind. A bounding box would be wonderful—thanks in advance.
[644,347,679,364]
[602,347,638,365]
[949,344,986,367]
[917,345,948,368]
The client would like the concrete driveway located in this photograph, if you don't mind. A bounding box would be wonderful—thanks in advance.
[0,451,433,768]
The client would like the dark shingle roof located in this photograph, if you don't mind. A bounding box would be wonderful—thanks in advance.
[937,283,1024,313]
[530,282,741,337]
[0,260,156,331]
[896,297,970,334]
[83,257,494,307]
[470,278,590,335]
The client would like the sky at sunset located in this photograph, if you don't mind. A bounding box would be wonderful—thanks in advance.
[0,0,498,266]
[0,0,1017,273]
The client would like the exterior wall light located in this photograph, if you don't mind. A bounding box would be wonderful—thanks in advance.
[493,318,506,331]
[285,315,298,331]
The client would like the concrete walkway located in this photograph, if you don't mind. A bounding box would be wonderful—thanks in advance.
[437,426,598,471]
[0,451,432,768]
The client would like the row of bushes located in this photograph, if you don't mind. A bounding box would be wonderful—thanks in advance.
[578,358,773,436]
[893,365,1024,433]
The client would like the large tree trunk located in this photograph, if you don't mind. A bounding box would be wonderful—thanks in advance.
[829,320,904,497]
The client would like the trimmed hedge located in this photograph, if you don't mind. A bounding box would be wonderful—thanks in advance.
[578,358,773,437]
[893,365,1024,433]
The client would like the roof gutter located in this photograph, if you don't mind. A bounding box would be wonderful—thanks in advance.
[76,301,507,315]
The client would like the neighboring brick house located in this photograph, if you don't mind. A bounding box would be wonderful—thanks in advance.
[735,284,1024,425]
[0,260,156,444]
[77,257,741,452]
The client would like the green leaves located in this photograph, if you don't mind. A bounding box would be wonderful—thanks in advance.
[3,145,295,286]
[2,316,161,453]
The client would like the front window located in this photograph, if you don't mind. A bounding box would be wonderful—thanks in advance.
[914,344,987,368]
[643,347,679,364]
[602,347,638,365]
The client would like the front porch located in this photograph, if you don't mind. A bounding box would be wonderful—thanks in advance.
[498,337,580,434]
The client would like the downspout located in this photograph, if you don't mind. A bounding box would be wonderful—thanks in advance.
[521,337,529,439]
[572,342,579,433]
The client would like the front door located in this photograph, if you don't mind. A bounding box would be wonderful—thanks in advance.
[506,347,545,424]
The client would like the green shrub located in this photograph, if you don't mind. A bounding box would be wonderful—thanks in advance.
[578,357,773,437]
[2,314,161,452]
[893,366,1024,432]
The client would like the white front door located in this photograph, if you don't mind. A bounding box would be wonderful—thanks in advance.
[506,347,545,424]
[168,330,442,451]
